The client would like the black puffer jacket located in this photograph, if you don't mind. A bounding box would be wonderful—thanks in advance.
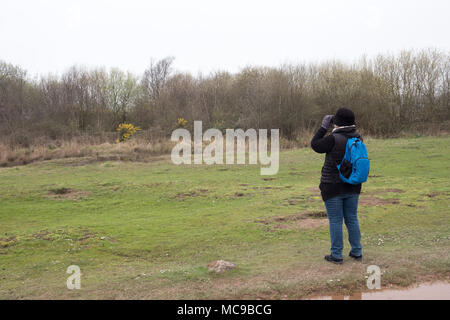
[311,126,362,201]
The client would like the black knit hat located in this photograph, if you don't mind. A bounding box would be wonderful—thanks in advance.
[334,107,355,126]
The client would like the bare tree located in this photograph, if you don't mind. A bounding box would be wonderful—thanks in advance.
[142,57,174,101]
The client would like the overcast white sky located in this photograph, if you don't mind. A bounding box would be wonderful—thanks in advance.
[1,0,449,77]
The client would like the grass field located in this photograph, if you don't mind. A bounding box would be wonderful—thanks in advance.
[0,136,449,299]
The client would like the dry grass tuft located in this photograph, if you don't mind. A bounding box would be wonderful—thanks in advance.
[0,138,176,168]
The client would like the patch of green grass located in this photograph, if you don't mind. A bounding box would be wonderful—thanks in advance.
[0,136,449,299]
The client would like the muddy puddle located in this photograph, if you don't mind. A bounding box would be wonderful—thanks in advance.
[306,282,450,300]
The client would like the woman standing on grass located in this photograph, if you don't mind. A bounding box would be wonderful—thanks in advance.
[310,107,363,264]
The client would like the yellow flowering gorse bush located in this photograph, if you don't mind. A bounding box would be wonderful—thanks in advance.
[176,117,188,128]
[116,123,141,143]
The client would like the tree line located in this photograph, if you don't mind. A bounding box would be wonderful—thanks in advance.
[0,49,449,147]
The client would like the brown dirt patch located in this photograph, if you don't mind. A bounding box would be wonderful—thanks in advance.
[175,189,208,199]
[406,203,426,209]
[0,236,17,248]
[79,229,97,242]
[50,187,72,195]
[303,211,328,218]
[48,188,89,200]
[271,214,304,223]
[424,191,443,198]
[359,196,400,206]
[33,230,52,240]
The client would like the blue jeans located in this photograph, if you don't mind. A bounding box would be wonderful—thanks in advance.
[324,193,362,259]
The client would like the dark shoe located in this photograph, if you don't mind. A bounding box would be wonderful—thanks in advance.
[349,252,362,261]
[324,255,343,264]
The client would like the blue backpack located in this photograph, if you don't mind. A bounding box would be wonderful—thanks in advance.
[336,137,370,185]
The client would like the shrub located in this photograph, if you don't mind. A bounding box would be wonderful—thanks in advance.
[175,117,188,129]
[116,123,141,143]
